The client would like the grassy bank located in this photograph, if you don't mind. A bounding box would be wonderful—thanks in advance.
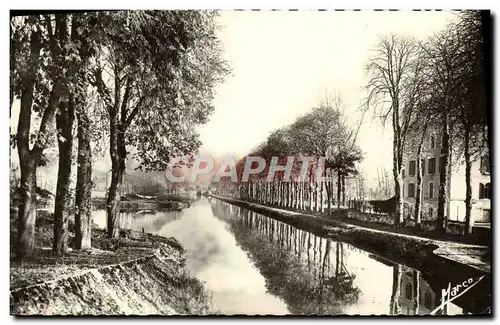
[210,195,490,280]
[10,213,214,315]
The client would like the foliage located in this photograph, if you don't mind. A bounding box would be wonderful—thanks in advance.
[92,10,230,171]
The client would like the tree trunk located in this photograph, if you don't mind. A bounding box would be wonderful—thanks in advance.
[15,29,42,260]
[337,169,342,210]
[341,174,346,207]
[414,142,424,230]
[107,120,126,238]
[312,182,316,211]
[392,101,404,227]
[464,127,473,235]
[75,105,93,250]
[415,157,423,229]
[53,100,75,254]
[16,161,37,259]
[437,115,450,233]
[326,180,332,215]
[298,182,303,210]
[319,180,324,212]
[308,182,313,211]
[270,181,275,204]
[393,164,404,227]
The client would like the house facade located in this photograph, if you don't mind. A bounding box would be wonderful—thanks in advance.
[402,130,490,224]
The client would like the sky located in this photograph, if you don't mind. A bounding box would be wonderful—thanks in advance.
[198,10,457,189]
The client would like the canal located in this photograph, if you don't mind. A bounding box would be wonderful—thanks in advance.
[93,197,490,315]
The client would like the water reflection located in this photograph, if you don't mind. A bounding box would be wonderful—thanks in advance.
[209,199,484,315]
[92,209,181,233]
[90,198,490,315]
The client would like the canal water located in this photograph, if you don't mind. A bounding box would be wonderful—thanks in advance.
[92,197,490,315]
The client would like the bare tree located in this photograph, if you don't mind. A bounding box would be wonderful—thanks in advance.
[364,34,423,227]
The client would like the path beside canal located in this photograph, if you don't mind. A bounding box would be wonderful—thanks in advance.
[209,195,490,277]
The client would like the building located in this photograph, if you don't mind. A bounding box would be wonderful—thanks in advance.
[402,130,490,224]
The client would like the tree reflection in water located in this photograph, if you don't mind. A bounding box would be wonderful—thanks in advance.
[208,200,491,315]
[210,200,360,315]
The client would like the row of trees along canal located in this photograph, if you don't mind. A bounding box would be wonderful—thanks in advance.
[212,92,364,215]
[10,11,229,259]
[214,11,490,236]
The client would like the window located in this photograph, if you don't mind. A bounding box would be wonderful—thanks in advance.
[421,159,425,175]
[428,158,436,174]
[429,207,434,219]
[479,183,491,199]
[402,168,405,178]
[429,182,434,199]
[430,136,435,149]
[480,155,490,174]
[439,157,445,174]
[409,160,416,176]
[408,183,415,198]
[405,283,412,300]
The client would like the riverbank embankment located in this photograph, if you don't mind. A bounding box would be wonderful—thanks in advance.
[10,232,214,315]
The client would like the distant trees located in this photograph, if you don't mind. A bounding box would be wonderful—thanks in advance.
[10,11,229,259]
[215,92,363,215]
[288,97,346,213]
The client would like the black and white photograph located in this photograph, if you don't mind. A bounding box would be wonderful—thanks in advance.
[8,9,492,316]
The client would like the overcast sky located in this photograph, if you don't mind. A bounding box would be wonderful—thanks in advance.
[198,10,457,188]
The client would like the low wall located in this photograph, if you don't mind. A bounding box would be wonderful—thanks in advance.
[346,210,395,225]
